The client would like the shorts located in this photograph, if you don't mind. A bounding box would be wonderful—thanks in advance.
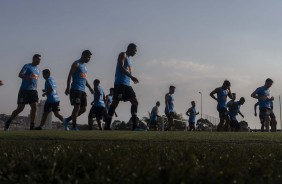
[89,106,106,120]
[217,107,229,119]
[44,101,60,113]
[189,122,196,127]
[17,90,39,104]
[113,84,136,102]
[70,89,87,107]
[259,108,271,123]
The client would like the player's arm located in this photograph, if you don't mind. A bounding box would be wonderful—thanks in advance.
[238,111,244,118]
[86,80,94,94]
[65,62,79,96]
[210,88,219,102]
[227,86,233,99]
[196,112,200,115]
[254,102,259,116]
[118,53,138,84]
[42,81,53,97]
[165,94,169,110]
[186,108,191,116]
[18,65,30,80]
[251,90,259,99]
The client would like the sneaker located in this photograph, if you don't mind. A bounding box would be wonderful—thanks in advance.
[63,118,70,131]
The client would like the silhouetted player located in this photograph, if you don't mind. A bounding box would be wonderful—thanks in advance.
[210,80,233,131]
[34,69,64,130]
[150,101,160,131]
[88,79,106,130]
[5,54,41,130]
[64,50,94,130]
[186,101,199,131]
[105,88,117,117]
[105,43,139,130]
[165,85,176,131]
[228,97,245,132]
[251,78,274,132]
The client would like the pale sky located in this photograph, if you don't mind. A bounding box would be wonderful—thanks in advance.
[1,0,282,128]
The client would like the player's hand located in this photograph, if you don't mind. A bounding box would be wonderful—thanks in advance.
[270,96,274,101]
[91,102,94,105]
[0,80,3,86]
[254,113,257,117]
[42,93,46,97]
[65,87,70,96]
[89,88,94,94]
[42,89,46,92]
[131,76,139,84]
[242,115,244,118]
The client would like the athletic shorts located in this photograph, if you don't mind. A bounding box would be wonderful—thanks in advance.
[113,84,136,102]
[70,89,87,107]
[17,90,39,104]
[89,106,106,120]
[189,122,196,127]
[44,101,60,113]
[259,108,271,123]
[217,107,229,119]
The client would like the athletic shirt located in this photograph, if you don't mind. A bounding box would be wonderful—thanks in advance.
[255,86,271,109]
[106,95,113,109]
[93,85,105,107]
[114,54,132,86]
[217,88,228,109]
[189,107,197,123]
[45,77,60,103]
[229,101,240,117]
[150,106,159,121]
[165,94,174,113]
[20,63,40,90]
[71,60,87,92]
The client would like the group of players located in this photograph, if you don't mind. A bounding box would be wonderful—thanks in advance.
[0,43,277,132]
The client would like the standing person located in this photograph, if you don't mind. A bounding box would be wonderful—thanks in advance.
[4,54,41,130]
[105,88,117,118]
[165,85,176,131]
[0,80,4,86]
[254,98,277,132]
[251,78,274,132]
[150,101,160,131]
[34,69,64,130]
[186,101,199,131]
[210,80,233,131]
[104,43,139,130]
[228,97,245,132]
[64,50,94,130]
[88,79,106,130]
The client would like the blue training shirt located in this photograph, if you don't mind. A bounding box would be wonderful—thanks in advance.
[217,88,228,109]
[20,63,40,90]
[189,107,197,123]
[255,86,271,109]
[45,77,60,103]
[93,85,105,107]
[150,106,159,121]
[71,60,87,92]
[165,94,174,114]
[229,101,241,117]
[114,54,132,86]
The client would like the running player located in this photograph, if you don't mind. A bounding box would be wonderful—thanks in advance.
[254,99,277,132]
[251,78,274,132]
[150,101,160,131]
[88,79,106,130]
[228,97,245,132]
[4,54,41,130]
[165,85,176,131]
[105,88,117,118]
[64,50,94,130]
[210,80,233,131]
[105,43,139,130]
[186,101,199,131]
[34,69,64,130]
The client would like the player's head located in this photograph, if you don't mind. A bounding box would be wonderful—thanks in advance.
[232,93,236,100]
[169,85,176,94]
[94,79,100,87]
[81,50,92,63]
[265,78,273,88]
[32,54,41,66]
[191,101,196,107]
[239,97,245,105]
[126,43,137,57]
[222,80,231,89]
[110,88,114,94]
[156,101,160,107]
[42,69,50,79]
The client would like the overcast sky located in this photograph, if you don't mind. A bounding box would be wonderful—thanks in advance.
[1,0,282,128]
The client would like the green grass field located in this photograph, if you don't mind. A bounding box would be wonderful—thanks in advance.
[1,131,282,184]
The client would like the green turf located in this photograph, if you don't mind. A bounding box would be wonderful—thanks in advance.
[0,131,282,183]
